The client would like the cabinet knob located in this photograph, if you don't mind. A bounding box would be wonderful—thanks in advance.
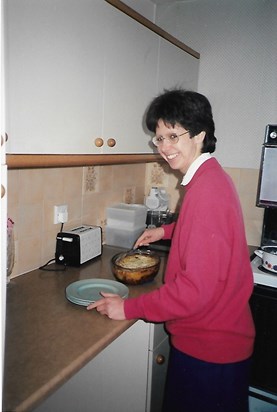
[1,185,6,199]
[107,138,116,147]
[155,354,165,365]
[94,138,104,147]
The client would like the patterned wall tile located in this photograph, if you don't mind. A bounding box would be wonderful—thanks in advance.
[123,187,135,204]
[83,166,100,194]
[146,162,169,187]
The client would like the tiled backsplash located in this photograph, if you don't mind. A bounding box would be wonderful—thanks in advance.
[8,162,263,278]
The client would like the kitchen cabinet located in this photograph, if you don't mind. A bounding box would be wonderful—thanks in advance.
[0,159,7,367]
[3,245,168,412]
[147,323,170,412]
[1,0,7,372]
[101,5,158,154]
[4,0,199,155]
[4,0,107,154]
[33,320,170,412]
[33,321,149,412]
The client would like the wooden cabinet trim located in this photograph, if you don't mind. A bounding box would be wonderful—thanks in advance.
[105,0,200,59]
[6,154,163,169]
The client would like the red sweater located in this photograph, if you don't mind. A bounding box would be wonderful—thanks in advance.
[124,158,255,363]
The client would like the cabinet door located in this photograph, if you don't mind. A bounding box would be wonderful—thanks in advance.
[1,0,7,368]
[0,164,7,368]
[102,5,159,154]
[5,0,107,154]
[5,0,199,155]
[34,321,150,412]
[147,323,170,412]
[5,0,159,155]
[149,337,170,412]
[157,37,199,93]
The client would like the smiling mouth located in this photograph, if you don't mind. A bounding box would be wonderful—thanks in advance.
[166,153,179,160]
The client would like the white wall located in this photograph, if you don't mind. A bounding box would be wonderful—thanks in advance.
[154,0,277,169]
[120,0,156,22]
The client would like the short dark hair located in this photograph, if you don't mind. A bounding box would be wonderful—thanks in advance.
[145,89,217,153]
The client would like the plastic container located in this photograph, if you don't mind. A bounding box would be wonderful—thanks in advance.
[106,204,147,229]
[105,225,146,249]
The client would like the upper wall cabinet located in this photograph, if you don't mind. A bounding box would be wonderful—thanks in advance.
[101,4,158,154]
[4,0,199,155]
[5,0,105,154]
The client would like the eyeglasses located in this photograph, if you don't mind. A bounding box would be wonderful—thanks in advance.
[152,131,190,147]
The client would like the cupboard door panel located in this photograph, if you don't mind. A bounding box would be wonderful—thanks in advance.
[34,321,150,412]
[5,0,199,155]
[5,0,107,154]
[102,6,159,154]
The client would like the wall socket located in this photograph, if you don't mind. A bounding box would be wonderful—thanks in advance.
[54,204,68,224]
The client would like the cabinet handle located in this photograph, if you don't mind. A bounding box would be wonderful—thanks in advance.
[1,133,8,146]
[107,138,116,147]
[1,185,6,198]
[94,138,104,147]
[155,354,165,365]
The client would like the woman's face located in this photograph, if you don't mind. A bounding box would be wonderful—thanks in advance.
[155,119,204,174]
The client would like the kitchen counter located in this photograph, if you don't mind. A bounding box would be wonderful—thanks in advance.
[3,245,256,412]
[3,246,166,412]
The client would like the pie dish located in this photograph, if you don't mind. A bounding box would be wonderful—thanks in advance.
[111,249,160,285]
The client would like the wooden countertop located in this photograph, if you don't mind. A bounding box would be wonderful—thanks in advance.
[3,246,166,412]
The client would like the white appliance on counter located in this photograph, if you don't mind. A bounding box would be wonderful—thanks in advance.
[145,187,173,230]
[145,187,170,212]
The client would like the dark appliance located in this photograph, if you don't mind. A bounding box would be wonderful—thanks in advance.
[256,124,277,208]
[250,141,277,410]
[261,208,277,247]
[249,283,277,409]
[55,225,102,266]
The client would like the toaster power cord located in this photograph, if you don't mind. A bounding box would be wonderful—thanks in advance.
[39,258,67,271]
[39,223,67,271]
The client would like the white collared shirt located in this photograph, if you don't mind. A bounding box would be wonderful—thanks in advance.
[181,153,212,186]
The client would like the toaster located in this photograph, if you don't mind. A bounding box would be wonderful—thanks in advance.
[55,225,102,266]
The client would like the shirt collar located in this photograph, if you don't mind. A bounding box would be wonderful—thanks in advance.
[181,153,212,186]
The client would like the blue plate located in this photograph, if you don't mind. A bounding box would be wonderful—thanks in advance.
[66,279,129,306]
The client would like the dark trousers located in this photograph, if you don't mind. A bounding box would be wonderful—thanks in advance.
[162,346,251,412]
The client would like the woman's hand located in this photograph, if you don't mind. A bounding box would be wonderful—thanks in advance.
[134,227,164,249]
[87,292,126,320]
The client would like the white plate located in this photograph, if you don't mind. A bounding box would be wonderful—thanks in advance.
[66,279,129,306]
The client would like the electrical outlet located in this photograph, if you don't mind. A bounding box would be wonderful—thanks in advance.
[54,204,68,224]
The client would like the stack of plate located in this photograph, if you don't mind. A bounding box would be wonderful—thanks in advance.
[66,279,129,306]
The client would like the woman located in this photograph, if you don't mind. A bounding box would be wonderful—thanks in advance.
[87,89,255,412]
